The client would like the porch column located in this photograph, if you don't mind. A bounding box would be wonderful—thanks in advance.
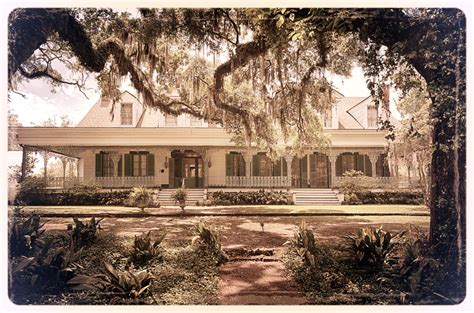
[306,152,311,187]
[328,153,338,187]
[368,153,379,177]
[59,156,68,188]
[40,151,51,185]
[244,152,253,188]
[110,153,122,188]
[20,145,29,182]
[202,154,209,187]
[284,154,293,188]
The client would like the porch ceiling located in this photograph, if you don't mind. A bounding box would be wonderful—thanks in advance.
[14,127,388,148]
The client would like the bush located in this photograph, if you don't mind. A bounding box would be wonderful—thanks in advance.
[210,190,290,205]
[130,231,166,266]
[128,187,154,212]
[345,191,424,205]
[16,187,131,206]
[70,217,102,249]
[9,213,46,257]
[285,221,318,267]
[191,222,228,264]
[346,226,404,267]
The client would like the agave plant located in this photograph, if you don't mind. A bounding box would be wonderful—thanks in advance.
[70,216,102,249]
[9,213,47,257]
[286,221,318,267]
[68,262,154,301]
[346,226,404,266]
[130,231,166,265]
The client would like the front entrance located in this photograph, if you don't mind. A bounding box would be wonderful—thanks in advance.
[169,150,204,188]
[292,153,330,188]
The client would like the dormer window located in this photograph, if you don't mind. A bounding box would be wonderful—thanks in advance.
[121,103,133,125]
[367,104,378,128]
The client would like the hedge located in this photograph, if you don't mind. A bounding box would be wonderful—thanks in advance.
[16,189,131,206]
[210,190,291,205]
[342,191,424,205]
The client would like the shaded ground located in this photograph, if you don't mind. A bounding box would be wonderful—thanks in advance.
[20,208,430,305]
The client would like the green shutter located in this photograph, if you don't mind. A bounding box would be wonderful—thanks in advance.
[147,154,155,176]
[356,154,364,172]
[282,158,288,176]
[117,156,123,177]
[252,155,259,176]
[225,154,232,176]
[274,159,282,176]
[95,153,103,177]
[124,153,133,177]
[336,156,342,176]
[365,155,373,177]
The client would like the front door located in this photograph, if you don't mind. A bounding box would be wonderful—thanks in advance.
[169,150,203,188]
[310,154,329,188]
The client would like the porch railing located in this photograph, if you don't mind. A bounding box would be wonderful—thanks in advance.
[333,176,399,187]
[225,176,290,188]
[46,176,156,189]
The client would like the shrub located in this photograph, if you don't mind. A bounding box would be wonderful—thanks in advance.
[128,187,154,212]
[346,226,404,267]
[11,238,83,293]
[130,231,166,266]
[9,213,46,257]
[70,217,102,249]
[15,177,46,205]
[191,221,228,264]
[210,190,290,205]
[69,262,154,302]
[285,221,318,267]
[171,188,187,210]
[350,191,424,205]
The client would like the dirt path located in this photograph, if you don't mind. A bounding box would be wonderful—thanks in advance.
[218,248,307,305]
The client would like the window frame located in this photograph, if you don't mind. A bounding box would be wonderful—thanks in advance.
[120,103,133,125]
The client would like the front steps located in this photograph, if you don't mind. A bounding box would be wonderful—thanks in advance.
[157,189,205,206]
[293,188,341,205]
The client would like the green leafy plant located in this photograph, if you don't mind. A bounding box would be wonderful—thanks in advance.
[191,221,228,264]
[130,231,166,266]
[12,238,83,293]
[9,213,47,257]
[128,187,154,212]
[285,221,318,267]
[171,188,187,211]
[70,217,103,248]
[69,262,154,302]
[346,226,403,267]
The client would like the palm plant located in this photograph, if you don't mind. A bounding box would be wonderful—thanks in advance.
[128,187,153,212]
[171,188,187,211]
[130,231,166,265]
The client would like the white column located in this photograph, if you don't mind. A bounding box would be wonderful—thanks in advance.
[202,153,209,188]
[368,153,379,177]
[40,151,51,185]
[284,154,293,188]
[244,152,253,188]
[328,153,338,187]
[59,156,68,188]
[110,153,122,188]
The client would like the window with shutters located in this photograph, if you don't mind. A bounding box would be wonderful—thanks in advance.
[367,104,378,128]
[95,152,120,177]
[124,151,155,177]
[165,114,177,126]
[251,153,287,177]
[376,153,391,177]
[336,152,372,176]
[225,152,245,176]
[121,103,133,125]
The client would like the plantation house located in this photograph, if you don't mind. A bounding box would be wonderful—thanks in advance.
[15,91,395,204]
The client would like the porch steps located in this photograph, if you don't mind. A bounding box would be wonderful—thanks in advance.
[293,188,341,205]
[157,189,205,206]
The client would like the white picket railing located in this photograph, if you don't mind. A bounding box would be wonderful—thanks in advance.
[334,176,398,187]
[225,176,290,188]
[46,176,156,188]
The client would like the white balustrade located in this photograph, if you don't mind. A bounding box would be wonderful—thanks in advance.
[46,176,156,188]
[225,176,290,188]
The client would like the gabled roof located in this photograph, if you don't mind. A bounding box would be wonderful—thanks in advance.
[336,96,372,129]
[77,91,142,127]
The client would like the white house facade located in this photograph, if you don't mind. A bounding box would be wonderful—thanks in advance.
[15,91,395,202]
